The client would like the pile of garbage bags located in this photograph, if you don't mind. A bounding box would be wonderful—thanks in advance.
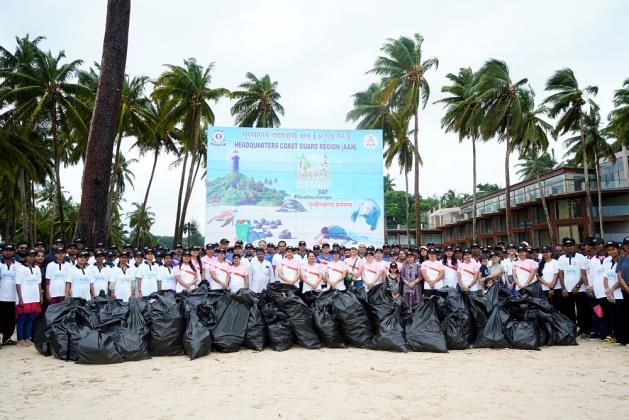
[32,282,577,364]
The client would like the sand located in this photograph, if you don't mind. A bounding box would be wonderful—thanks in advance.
[1,340,628,420]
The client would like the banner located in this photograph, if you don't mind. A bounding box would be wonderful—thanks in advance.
[205,127,384,247]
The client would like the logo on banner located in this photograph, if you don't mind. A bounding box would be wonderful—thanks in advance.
[211,130,226,146]
[363,134,377,150]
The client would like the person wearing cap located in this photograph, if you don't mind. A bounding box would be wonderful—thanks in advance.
[0,244,19,345]
[201,244,216,277]
[110,252,134,301]
[229,254,249,292]
[44,238,65,265]
[374,248,388,275]
[420,248,444,298]
[294,241,307,264]
[325,249,347,291]
[175,250,202,292]
[137,249,159,298]
[470,243,481,262]
[536,246,561,308]
[557,237,589,329]
[190,246,204,272]
[209,249,231,290]
[457,249,481,293]
[66,252,94,300]
[397,250,419,305]
[248,248,275,293]
[105,251,117,268]
[417,246,428,264]
[501,244,517,295]
[157,252,177,291]
[173,244,183,267]
[312,244,322,258]
[360,250,383,292]
[512,246,538,291]
[33,241,46,256]
[240,244,256,270]
[129,251,145,297]
[276,246,301,286]
[385,262,402,300]
[601,241,625,344]
[316,243,333,267]
[300,252,324,303]
[15,250,43,346]
[615,237,629,346]
[586,238,609,341]
[441,246,459,289]
[344,247,364,296]
[484,252,504,291]
[45,247,73,304]
[89,251,111,297]
[155,251,164,267]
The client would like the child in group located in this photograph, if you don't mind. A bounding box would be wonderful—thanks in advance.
[479,255,490,291]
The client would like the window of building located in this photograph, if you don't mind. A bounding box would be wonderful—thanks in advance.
[532,229,552,246]
[494,215,506,232]
[557,224,582,243]
[555,199,581,219]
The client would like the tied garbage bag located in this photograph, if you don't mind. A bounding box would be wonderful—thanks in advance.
[405,296,447,353]
[146,291,184,356]
[313,290,345,348]
[519,282,548,301]
[184,311,212,360]
[33,299,79,356]
[50,305,92,361]
[548,311,577,345]
[367,284,407,352]
[331,291,373,348]
[474,307,510,348]
[213,293,250,352]
[281,295,321,349]
[77,331,123,364]
[235,289,266,352]
[440,287,474,350]
[260,284,297,351]
[505,319,540,350]
[112,298,151,361]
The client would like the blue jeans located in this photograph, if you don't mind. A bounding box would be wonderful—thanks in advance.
[16,312,34,341]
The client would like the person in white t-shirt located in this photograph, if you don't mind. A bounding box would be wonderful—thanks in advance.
[457,249,480,293]
[421,248,444,297]
[157,252,177,291]
[501,244,517,295]
[209,249,230,290]
[89,251,111,297]
[229,254,249,292]
[0,244,20,345]
[66,251,94,301]
[360,251,383,292]
[300,252,324,304]
[536,246,560,307]
[557,238,588,324]
[325,249,347,291]
[137,249,159,298]
[441,246,459,288]
[109,252,134,302]
[276,247,301,286]
[15,250,42,346]
[45,247,72,304]
[601,241,624,342]
[176,250,202,292]
[249,248,275,293]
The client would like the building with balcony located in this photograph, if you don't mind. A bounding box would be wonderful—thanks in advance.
[423,150,629,247]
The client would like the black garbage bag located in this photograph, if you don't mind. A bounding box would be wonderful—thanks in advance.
[260,284,296,351]
[235,289,266,351]
[440,287,474,350]
[213,293,250,352]
[474,307,510,348]
[331,291,373,348]
[33,299,79,356]
[519,282,548,301]
[367,284,407,352]
[77,331,123,364]
[405,296,447,353]
[548,311,577,345]
[183,311,212,360]
[111,299,151,361]
[312,290,345,348]
[49,306,92,362]
[146,291,184,356]
[281,295,321,349]
[505,319,539,350]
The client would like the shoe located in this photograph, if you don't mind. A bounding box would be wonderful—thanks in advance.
[2,339,16,346]
[16,340,25,347]
[22,340,32,347]
[25,339,34,345]
[604,336,617,344]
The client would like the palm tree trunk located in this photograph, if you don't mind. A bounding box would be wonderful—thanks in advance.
[31,180,37,242]
[594,152,604,238]
[50,104,65,239]
[173,149,189,246]
[74,0,131,247]
[413,108,422,245]
[579,115,594,236]
[104,132,124,240]
[472,137,477,242]
[18,169,30,242]
[537,170,554,245]
[404,170,410,245]
[133,148,159,247]
[504,138,513,244]
[178,151,200,241]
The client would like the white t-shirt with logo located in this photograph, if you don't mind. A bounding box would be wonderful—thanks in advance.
[301,262,324,293]
[458,261,480,292]
[89,264,111,296]
[539,259,560,291]
[110,266,134,302]
[137,262,159,296]
[603,258,623,300]
[69,265,94,300]
[558,253,587,292]
[46,261,73,298]
[0,261,19,302]
[589,256,608,299]
[16,265,41,304]
[157,265,177,291]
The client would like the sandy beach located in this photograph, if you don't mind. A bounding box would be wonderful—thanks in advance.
[1,339,627,420]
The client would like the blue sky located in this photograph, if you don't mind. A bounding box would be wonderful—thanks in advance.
[2,0,627,234]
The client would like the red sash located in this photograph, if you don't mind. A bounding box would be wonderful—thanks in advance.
[219,268,230,275]
[514,264,531,273]
[284,264,299,272]
[446,263,457,271]
[184,270,196,276]
[330,267,343,275]
[462,268,476,276]
[232,271,245,279]
[428,266,442,274]
[306,270,320,277]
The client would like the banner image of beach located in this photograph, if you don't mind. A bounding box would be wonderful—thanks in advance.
[205,127,384,246]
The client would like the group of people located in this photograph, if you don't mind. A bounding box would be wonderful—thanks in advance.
[1,235,628,348]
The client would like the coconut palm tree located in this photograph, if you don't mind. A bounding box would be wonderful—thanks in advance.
[153,59,229,244]
[231,72,284,127]
[544,68,598,235]
[0,47,90,238]
[438,67,483,241]
[130,98,177,247]
[127,202,156,247]
[346,82,398,147]
[475,59,528,243]
[383,174,396,192]
[607,79,629,173]
[564,103,614,237]
[370,33,438,245]
[514,90,556,244]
